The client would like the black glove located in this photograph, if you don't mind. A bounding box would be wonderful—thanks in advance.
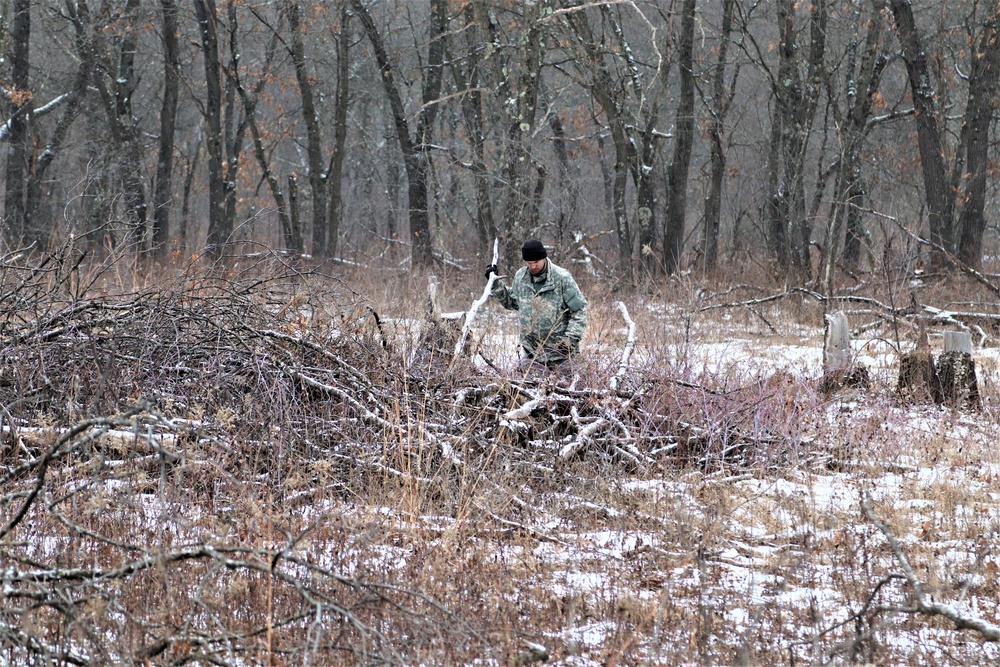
[484,263,498,279]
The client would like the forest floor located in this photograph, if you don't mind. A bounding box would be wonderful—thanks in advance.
[2,254,999,665]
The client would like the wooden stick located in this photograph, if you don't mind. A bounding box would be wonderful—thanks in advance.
[611,301,636,392]
[451,238,499,366]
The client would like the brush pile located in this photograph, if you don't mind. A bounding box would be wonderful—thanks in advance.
[0,254,819,664]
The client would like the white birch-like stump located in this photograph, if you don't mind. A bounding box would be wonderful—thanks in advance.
[821,311,869,394]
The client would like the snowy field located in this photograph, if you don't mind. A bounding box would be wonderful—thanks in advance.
[4,280,1000,665]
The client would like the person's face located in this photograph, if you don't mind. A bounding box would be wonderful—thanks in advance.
[526,258,546,275]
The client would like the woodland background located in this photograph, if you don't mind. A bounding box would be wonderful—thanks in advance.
[2,0,1000,283]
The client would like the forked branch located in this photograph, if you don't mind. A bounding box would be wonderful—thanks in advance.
[862,493,1000,641]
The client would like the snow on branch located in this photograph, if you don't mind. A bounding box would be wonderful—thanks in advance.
[863,493,1000,642]
[451,238,499,366]
[611,301,636,392]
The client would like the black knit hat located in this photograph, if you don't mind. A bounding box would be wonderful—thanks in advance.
[521,239,547,261]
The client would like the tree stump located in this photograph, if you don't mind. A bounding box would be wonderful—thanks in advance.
[821,311,869,395]
[897,317,942,404]
[410,276,462,378]
[896,351,942,404]
[937,331,979,409]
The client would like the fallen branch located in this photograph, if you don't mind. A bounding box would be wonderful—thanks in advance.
[863,493,1000,641]
[699,287,904,318]
[611,301,636,392]
[882,210,1000,300]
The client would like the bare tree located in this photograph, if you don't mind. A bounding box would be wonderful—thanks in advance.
[285,0,328,257]
[954,7,1000,267]
[560,4,668,279]
[22,2,94,245]
[87,0,149,250]
[468,0,547,266]
[228,5,301,254]
[152,0,181,256]
[752,0,828,281]
[889,0,1000,270]
[350,0,446,268]
[819,0,890,293]
[3,0,32,247]
[663,0,697,276]
[699,0,740,275]
[449,3,497,251]
[888,0,951,261]
[193,0,228,256]
[564,8,636,276]
[327,1,351,260]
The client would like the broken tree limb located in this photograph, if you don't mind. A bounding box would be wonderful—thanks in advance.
[559,416,608,461]
[611,301,636,392]
[863,493,1000,641]
[452,238,499,366]
[698,287,906,320]
[886,214,1000,300]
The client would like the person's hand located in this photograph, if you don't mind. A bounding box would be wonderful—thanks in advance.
[484,263,498,279]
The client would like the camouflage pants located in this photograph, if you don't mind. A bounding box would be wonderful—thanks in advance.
[516,350,575,379]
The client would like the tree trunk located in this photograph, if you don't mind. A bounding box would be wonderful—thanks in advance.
[889,0,952,255]
[765,0,826,281]
[470,0,544,265]
[765,109,788,270]
[412,0,447,266]
[635,136,657,278]
[956,10,1000,268]
[24,2,93,237]
[153,0,180,256]
[222,0,247,240]
[351,0,442,268]
[820,0,887,292]
[326,1,350,260]
[700,0,736,275]
[565,9,636,276]
[227,11,294,253]
[450,4,496,252]
[549,109,572,247]
[662,0,696,275]
[116,0,148,249]
[286,0,327,257]
[194,0,228,257]
[3,0,32,248]
[287,174,302,254]
[88,0,149,251]
[180,141,200,249]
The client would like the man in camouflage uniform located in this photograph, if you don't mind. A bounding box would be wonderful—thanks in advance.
[485,239,588,369]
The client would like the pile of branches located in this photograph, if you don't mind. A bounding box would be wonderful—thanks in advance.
[0,252,814,664]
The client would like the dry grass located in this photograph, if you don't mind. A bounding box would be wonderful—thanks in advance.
[1,249,999,665]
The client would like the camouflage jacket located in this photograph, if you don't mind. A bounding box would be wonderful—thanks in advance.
[490,259,588,361]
